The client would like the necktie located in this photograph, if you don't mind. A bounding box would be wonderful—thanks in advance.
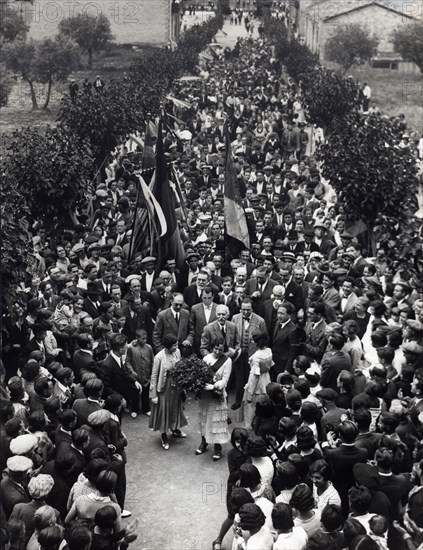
[220,324,225,337]
[120,358,124,369]
[175,313,179,324]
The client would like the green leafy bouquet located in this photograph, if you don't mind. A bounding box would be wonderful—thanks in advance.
[170,355,214,397]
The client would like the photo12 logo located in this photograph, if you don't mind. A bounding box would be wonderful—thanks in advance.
[11,1,145,25]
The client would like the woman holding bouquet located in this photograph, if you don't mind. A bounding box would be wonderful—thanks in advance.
[149,335,188,450]
[195,336,232,461]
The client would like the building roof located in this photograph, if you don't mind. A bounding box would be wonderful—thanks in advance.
[323,1,418,21]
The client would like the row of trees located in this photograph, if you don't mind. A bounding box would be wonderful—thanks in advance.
[1,14,224,305]
[324,21,423,74]
[0,9,114,109]
[263,19,420,276]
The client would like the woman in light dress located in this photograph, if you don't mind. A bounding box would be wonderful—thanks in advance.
[243,332,274,428]
[196,336,232,461]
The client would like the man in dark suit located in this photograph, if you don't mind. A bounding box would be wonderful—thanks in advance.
[111,219,129,248]
[262,284,285,336]
[200,305,240,358]
[320,333,352,391]
[83,282,102,319]
[190,287,218,356]
[121,296,153,343]
[152,294,194,353]
[279,266,306,314]
[1,456,32,519]
[245,266,278,317]
[72,378,103,427]
[303,302,328,362]
[72,333,100,381]
[148,277,166,320]
[325,420,368,513]
[100,334,141,417]
[183,270,218,309]
[271,301,299,378]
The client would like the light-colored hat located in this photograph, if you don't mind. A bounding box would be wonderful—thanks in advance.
[9,434,37,455]
[28,474,55,499]
[7,455,33,472]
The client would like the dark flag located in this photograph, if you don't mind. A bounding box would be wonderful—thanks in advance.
[224,134,250,261]
[150,120,186,270]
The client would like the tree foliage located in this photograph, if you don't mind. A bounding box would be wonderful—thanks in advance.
[325,23,379,72]
[4,126,94,228]
[3,39,38,108]
[317,111,420,262]
[58,13,114,68]
[33,36,80,109]
[1,170,31,307]
[0,63,14,107]
[58,15,224,168]
[0,7,28,45]
[392,21,423,72]
[301,68,358,131]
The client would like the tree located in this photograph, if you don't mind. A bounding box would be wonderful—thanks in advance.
[318,111,420,262]
[0,63,14,107]
[325,23,379,73]
[4,126,94,229]
[2,39,38,109]
[33,36,80,109]
[392,22,423,72]
[58,13,114,68]
[0,171,31,307]
[301,68,358,131]
[0,7,28,45]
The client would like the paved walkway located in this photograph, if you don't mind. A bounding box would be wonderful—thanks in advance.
[125,392,243,550]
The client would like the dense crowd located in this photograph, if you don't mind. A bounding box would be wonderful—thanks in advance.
[1,28,423,550]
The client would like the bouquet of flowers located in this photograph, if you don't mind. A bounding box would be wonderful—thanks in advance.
[170,355,214,397]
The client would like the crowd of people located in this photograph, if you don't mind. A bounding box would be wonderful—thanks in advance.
[1,20,423,550]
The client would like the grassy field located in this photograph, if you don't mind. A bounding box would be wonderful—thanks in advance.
[0,46,146,136]
[326,63,423,134]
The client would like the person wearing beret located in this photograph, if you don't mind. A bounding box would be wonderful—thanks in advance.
[9,474,55,546]
[1,456,33,519]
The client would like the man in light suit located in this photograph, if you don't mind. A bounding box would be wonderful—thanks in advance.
[190,287,218,356]
[200,305,240,358]
[245,266,278,318]
[232,298,268,408]
[339,277,359,317]
[271,301,299,378]
[152,293,194,354]
[303,302,328,362]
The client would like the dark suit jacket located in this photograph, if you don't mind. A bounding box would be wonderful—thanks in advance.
[304,320,328,361]
[326,444,368,504]
[263,299,279,336]
[72,349,100,381]
[272,319,298,373]
[121,305,153,342]
[245,278,278,317]
[320,351,352,391]
[285,280,305,312]
[83,297,101,319]
[0,477,30,519]
[183,284,219,309]
[153,307,194,353]
[72,397,102,427]
[100,353,137,398]
[200,320,240,357]
[190,303,217,355]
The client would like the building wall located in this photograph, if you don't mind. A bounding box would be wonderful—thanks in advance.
[320,5,414,61]
[11,0,172,45]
